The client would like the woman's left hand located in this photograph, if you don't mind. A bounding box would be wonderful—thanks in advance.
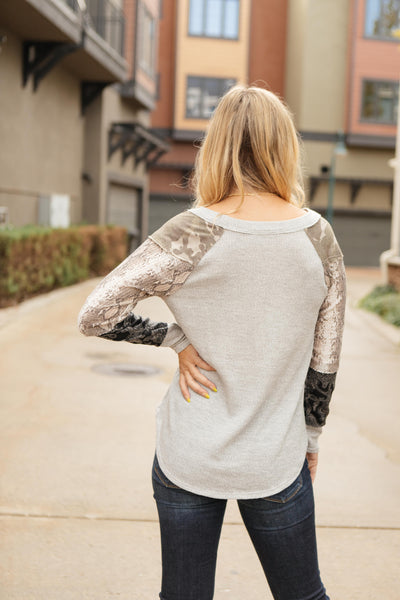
[306,452,318,483]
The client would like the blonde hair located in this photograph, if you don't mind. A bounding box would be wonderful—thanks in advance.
[192,85,305,208]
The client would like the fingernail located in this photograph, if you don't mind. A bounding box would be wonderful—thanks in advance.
[186,397,191,403]
[204,393,210,399]
[212,387,217,392]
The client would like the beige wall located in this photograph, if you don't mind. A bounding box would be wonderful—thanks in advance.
[104,86,150,175]
[0,27,84,226]
[301,0,349,131]
[82,85,150,235]
[304,140,394,211]
[103,87,150,238]
[284,0,307,122]
[285,0,349,131]
[309,180,392,212]
[285,0,393,213]
[304,142,394,180]
[174,0,251,131]
[82,96,102,224]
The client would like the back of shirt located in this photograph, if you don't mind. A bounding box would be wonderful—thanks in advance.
[78,206,346,499]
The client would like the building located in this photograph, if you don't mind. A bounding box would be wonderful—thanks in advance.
[2,0,398,265]
[149,0,288,232]
[150,0,400,266]
[0,0,165,245]
[83,0,167,247]
[285,0,399,266]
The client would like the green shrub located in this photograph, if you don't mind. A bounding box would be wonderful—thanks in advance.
[359,285,400,328]
[0,224,128,307]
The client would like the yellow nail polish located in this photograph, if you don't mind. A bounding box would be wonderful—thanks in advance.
[186,397,191,403]
[204,393,210,399]
[212,387,217,392]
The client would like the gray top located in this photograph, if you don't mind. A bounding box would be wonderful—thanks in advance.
[78,206,346,499]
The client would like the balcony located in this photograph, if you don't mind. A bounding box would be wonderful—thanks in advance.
[62,0,125,57]
[0,0,127,83]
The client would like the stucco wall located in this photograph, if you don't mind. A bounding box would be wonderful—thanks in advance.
[82,85,150,235]
[286,0,349,131]
[0,27,84,226]
[285,0,394,217]
[284,0,307,123]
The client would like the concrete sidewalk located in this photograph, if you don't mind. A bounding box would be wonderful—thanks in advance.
[0,267,399,599]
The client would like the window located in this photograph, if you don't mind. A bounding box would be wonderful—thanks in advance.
[138,2,157,76]
[186,76,236,119]
[361,79,399,124]
[188,0,240,39]
[365,0,400,39]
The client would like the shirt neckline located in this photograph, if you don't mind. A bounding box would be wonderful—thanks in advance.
[189,206,321,234]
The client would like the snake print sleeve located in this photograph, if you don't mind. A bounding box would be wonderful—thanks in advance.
[304,218,346,450]
[78,238,192,349]
[78,211,224,351]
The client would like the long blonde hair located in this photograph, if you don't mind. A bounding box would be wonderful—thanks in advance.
[192,85,305,208]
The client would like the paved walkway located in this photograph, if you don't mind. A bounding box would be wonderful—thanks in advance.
[0,268,399,599]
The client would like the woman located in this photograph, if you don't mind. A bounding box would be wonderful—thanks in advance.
[78,85,346,600]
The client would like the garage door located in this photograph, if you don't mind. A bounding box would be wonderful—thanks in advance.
[322,212,391,267]
[108,184,141,248]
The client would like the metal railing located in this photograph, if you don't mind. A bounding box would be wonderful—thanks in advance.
[61,0,125,56]
[86,0,125,56]
[62,0,79,11]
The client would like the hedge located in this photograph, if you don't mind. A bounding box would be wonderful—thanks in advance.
[0,224,128,307]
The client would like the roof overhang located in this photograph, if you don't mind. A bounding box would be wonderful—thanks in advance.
[0,0,127,82]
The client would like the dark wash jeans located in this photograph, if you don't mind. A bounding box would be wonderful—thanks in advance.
[152,454,329,600]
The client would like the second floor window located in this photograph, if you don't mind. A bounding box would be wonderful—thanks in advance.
[361,79,398,124]
[186,76,236,119]
[138,2,157,77]
[365,0,400,39]
[188,0,240,39]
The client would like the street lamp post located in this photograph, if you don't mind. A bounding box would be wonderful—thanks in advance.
[326,131,347,225]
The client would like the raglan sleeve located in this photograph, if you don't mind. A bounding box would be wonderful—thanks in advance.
[304,221,347,453]
[77,235,192,354]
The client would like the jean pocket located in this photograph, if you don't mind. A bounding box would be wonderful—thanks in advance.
[261,472,303,504]
[152,455,182,490]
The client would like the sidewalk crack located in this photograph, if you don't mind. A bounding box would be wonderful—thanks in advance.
[0,512,399,530]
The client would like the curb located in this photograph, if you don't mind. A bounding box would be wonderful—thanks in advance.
[345,267,400,348]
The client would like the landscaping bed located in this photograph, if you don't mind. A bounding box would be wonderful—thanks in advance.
[358,284,400,328]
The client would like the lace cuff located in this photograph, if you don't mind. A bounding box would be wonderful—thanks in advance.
[304,367,336,427]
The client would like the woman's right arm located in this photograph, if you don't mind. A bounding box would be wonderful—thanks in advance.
[78,211,222,398]
[78,237,191,353]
